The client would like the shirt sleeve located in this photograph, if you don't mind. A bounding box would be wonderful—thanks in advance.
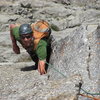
[12,27,20,41]
[36,40,47,60]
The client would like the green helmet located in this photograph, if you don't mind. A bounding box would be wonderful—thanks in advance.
[19,24,33,35]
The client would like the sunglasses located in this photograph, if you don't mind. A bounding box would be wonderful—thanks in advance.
[20,35,32,39]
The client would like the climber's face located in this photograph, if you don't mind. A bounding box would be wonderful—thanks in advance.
[20,34,33,47]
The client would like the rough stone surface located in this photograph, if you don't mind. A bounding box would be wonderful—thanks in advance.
[48,24,100,99]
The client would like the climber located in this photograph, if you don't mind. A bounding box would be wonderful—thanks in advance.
[10,20,51,75]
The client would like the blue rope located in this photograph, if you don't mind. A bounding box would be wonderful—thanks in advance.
[45,61,66,78]
[45,61,100,96]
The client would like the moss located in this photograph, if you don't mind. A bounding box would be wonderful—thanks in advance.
[51,24,60,31]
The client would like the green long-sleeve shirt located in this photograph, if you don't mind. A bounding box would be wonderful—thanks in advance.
[12,26,47,60]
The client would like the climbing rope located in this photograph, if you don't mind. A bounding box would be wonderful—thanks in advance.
[45,61,66,78]
[81,88,100,96]
[79,94,100,100]
[45,61,100,100]
[79,89,100,100]
[78,83,100,100]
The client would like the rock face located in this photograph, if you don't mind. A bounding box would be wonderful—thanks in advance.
[48,24,100,99]
[0,0,100,100]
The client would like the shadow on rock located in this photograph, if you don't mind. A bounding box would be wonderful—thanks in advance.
[20,65,37,71]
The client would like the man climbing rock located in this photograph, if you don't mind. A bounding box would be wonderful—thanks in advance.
[10,20,51,75]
